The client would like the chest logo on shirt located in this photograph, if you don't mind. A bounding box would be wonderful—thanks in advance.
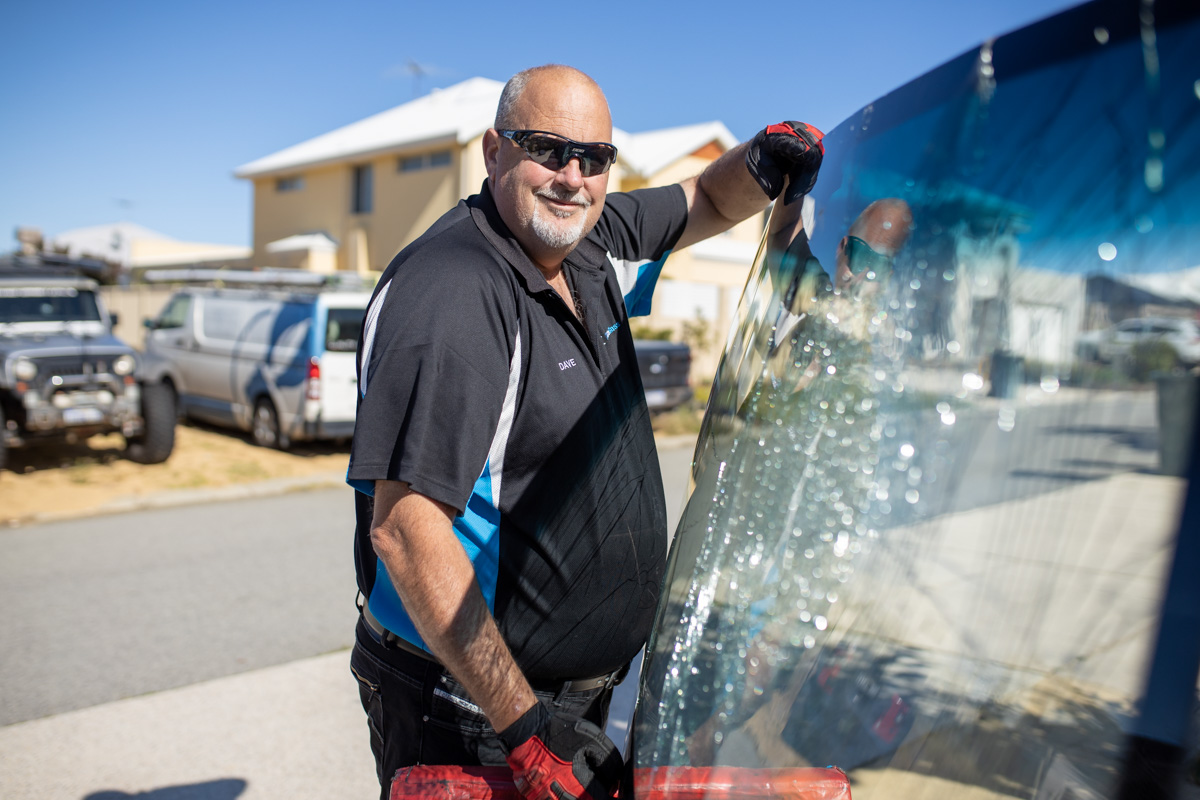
[559,358,578,371]
[604,322,620,341]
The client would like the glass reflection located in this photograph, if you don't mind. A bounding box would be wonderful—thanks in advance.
[632,1,1199,798]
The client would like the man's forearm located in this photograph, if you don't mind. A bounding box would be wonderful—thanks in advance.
[698,141,775,223]
[370,480,538,731]
[676,141,772,250]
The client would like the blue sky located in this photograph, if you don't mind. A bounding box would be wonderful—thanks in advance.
[0,0,1082,250]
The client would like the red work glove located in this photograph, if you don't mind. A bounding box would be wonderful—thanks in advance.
[498,702,622,800]
[746,121,825,205]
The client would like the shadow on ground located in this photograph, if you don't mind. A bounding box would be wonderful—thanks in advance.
[84,778,247,799]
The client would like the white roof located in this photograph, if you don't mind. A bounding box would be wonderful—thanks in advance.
[235,77,505,179]
[266,232,340,253]
[235,77,737,181]
[52,221,173,263]
[614,121,738,177]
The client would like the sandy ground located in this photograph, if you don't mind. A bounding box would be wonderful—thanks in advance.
[0,421,349,526]
[0,408,702,526]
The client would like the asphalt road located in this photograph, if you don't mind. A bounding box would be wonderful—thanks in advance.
[0,436,698,728]
[0,487,359,725]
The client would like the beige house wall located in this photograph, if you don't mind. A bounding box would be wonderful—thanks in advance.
[251,164,348,267]
[460,134,489,198]
[366,149,462,270]
[250,142,499,274]
[129,239,251,265]
[99,286,177,350]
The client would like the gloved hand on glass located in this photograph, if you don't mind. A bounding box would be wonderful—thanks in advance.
[746,121,825,205]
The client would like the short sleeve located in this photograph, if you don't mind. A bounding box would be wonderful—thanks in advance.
[589,185,689,317]
[591,185,688,264]
[347,262,516,512]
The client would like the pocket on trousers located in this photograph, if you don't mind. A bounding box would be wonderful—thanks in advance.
[351,661,386,785]
[426,673,493,735]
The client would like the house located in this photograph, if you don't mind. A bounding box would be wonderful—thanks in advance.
[51,222,252,279]
[234,77,765,375]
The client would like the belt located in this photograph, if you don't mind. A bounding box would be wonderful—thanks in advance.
[359,602,628,694]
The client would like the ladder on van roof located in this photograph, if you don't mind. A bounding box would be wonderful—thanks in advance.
[141,268,374,291]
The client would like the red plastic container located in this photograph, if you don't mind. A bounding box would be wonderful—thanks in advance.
[390,765,851,800]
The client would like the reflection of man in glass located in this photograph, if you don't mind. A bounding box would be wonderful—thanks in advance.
[764,198,913,394]
[834,198,914,293]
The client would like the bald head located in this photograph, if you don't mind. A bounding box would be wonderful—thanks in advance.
[835,198,914,291]
[848,198,913,257]
[484,65,614,271]
[494,65,612,137]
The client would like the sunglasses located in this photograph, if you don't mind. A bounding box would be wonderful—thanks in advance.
[498,129,618,177]
[844,235,894,276]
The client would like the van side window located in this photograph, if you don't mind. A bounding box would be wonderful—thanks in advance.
[326,307,363,352]
[202,299,310,347]
[156,295,191,330]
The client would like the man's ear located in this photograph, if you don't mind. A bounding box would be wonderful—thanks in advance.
[483,128,501,182]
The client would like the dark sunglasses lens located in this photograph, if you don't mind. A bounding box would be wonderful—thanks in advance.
[521,135,564,170]
[847,237,891,275]
[518,134,613,176]
[582,146,615,176]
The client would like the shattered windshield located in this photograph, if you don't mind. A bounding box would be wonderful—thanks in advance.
[632,1,1199,797]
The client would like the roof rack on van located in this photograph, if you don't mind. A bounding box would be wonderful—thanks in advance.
[140,268,373,291]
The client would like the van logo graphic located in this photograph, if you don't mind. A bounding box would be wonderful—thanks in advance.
[559,358,577,371]
[604,323,620,340]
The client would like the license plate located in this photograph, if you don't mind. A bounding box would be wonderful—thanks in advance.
[644,389,668,407]
[63,407,104,425]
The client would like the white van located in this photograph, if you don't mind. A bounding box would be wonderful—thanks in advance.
[140,280,370,449]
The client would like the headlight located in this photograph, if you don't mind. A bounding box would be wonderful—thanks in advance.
[113,354,136,376]
[13,358,37,381]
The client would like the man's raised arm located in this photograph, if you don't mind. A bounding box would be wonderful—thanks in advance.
[675,121,824,250]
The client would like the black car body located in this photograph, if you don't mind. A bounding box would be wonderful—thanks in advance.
[634,339,692,412]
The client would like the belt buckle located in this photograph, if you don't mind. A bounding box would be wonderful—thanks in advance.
[605,661,631,690]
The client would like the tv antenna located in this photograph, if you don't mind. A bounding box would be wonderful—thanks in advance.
[405,60,429,98]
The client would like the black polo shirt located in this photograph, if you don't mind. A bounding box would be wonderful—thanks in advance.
[348,181,688,681]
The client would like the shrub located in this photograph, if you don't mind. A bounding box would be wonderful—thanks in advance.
[1130,341,1179,381]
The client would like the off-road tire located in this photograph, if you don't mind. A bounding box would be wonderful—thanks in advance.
[125,382,177,464]
[252,397,289,450]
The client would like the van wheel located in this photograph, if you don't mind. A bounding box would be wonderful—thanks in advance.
[126,382,177,464]
[252,397,289,450]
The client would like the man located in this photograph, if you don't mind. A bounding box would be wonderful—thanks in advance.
[348,64,823,800]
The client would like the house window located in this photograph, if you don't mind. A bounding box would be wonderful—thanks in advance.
[398,149,453,172]
[352,164,373,214]
[275,176,304,192]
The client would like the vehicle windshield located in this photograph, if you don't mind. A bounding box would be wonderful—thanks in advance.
[0,287,102,325]
[632,2,1199,798]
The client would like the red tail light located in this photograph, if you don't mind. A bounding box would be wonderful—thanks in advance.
[306,357,321,401]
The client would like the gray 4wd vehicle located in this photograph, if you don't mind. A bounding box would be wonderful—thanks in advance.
[0,269,175,470]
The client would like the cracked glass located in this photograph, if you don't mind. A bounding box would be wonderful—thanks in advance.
[631,2,1200,798]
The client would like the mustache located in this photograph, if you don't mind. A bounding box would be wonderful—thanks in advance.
[535,188,591,207]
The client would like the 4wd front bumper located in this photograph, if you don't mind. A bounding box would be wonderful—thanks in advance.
[6,381,144,443]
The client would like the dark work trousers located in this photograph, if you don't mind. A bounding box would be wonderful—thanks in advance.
[350,618,615,800]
